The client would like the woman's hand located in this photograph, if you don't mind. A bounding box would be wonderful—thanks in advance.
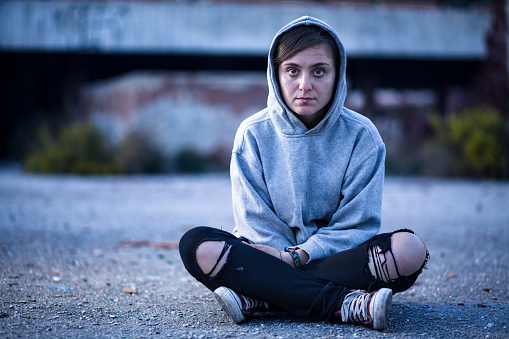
[244,243,309,267]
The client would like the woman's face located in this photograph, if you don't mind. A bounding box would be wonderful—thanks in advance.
[278,43,336,128]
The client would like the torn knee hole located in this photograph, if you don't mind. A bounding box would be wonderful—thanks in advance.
[209,243,231,277]
[196,241,231,278]
[391,232,428,276]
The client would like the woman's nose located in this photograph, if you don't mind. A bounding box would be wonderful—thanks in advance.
[298,75,312,91]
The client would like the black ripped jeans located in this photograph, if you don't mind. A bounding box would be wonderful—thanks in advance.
[179,226,428,322]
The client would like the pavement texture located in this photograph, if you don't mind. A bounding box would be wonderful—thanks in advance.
[1,166,508,338]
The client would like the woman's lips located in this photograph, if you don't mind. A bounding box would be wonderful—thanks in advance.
[296,97,314,104]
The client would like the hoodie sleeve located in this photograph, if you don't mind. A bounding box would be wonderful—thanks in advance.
[297,144,386,261]
[230,121,297,248]
[230,153,297,248]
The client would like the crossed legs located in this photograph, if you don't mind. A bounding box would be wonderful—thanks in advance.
[179,227,428,321]
[194,229,427,286]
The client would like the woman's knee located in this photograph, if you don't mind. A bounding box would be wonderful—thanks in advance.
[196,241,231,277]
[391,231,427,276]
[368,230,428,283]
[179,226,232,277]
[179,226,220,269]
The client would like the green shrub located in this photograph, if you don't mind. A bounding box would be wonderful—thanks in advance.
[25,123,122,175]
[25,122,226,175]
[425,107,509,178]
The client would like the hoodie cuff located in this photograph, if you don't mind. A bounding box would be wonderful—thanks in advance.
[297,239,325,263]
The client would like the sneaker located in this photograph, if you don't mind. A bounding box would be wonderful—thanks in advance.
[213,286,268,324]
[336,288,392,330]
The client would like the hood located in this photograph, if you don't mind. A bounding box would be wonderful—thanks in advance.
[267,16,348,135]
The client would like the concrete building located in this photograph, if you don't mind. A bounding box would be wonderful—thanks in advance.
[0,0,506,168]
[0,1,493,58]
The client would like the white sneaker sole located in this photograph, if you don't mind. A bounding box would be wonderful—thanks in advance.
[214,287,245,324]
[371,288,392,330]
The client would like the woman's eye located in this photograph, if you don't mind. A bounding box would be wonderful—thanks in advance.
[287,68,298,76]
[314,69,325,76]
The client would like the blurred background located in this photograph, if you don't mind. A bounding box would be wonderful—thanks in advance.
[0,0,508,178]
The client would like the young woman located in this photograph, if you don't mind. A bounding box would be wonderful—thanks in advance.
[179,16,428,331]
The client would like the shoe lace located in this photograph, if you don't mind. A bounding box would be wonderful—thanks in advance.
[341,290,372,324]
[242,295,268,313]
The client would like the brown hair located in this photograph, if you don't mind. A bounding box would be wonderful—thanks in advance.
[273,25,340,72]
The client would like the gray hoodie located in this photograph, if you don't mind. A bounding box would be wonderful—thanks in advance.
[230,16,385,262]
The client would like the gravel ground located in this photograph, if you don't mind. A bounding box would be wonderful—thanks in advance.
[0,165,508,338]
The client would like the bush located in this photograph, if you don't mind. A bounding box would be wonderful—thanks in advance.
[25,122,224,175]
[25,123,122,175]
[424,107,509,178]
